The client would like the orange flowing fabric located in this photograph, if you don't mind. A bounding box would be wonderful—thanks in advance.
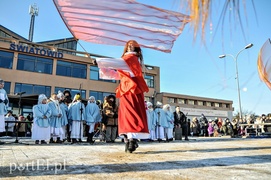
[117,53,149,134]
[257,39,271,90]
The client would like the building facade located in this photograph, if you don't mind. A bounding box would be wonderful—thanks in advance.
[0,25,233,119]
[156,92,233,120]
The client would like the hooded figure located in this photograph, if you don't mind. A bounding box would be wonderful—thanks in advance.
[48,93,63,143]
[85,96,101,144]
[146,102,157,141]
[68,93,86,144]
[56,91,69,142]
[0,79,9,140]
[154,101,167,141]
[31,94,52,144]
[163,104,174,141]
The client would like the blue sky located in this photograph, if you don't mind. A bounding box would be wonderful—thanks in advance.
[0,0,270,116]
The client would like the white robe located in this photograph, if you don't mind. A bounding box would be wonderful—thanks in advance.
[31,121,51,141]
[70,121,84,139]
[0,115,5,132]
[31,104,51,141]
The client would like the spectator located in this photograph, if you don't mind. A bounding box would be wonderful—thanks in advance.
[17,115,26,137]
[4,110,15,136]
[190,117,200,136]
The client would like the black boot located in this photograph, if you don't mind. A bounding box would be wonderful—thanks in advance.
[56,137,62,143]
[87,133,91,142]
[128,139,136,153]
[35,140,39,144]
[71,138,77,144]
[50,138,54,143]
[89,132,95,144]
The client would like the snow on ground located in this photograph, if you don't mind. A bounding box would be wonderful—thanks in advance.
[0,137,271,179]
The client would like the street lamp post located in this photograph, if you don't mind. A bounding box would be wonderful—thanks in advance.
[219,43,253,120]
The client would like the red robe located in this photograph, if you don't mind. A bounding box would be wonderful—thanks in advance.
[116,53,149,135]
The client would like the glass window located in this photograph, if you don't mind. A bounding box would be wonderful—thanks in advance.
[178,99,185,104]
[0,50,13,69]
[90,66,99,80]
[56,60,86,79]
[206,102,212,107]
[3,81,11,94]
[89,91,113,102]
[17,54,53,74]
[145,75,154,88]
[214,103,220,107]
[168,97,175,103]
[90,66,116,83]
[15,83,51,97]
[198,101,203,106]
[188,100,194,105]
[55,87,86,99]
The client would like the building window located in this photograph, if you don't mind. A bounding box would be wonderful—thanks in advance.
[0,50,13,69]
[144,75,154,88]
[214,103,220,107]
[17,54,53,74]
[55,87,86,99]
[0,30,12,39]
[198,101,203,106]
[168,97,175,103]
[3,81,11,94]
[15,83,51,97]
[178,99,185,104]
[90,66,116,83]
[89,91,113,102]
[56,60,86,79]
[226,104,230,108]
[188,100,194,105]
[206,102,212,107]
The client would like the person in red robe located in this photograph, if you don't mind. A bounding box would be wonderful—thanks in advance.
[96,40,149,153]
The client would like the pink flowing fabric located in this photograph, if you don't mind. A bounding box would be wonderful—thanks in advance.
[257,39,271,90]
[53,0,190,53]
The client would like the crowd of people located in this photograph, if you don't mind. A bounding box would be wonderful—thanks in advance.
[189,113,271,138]
[1,82,271,148]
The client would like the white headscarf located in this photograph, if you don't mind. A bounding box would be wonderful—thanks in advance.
[163,104,171,111]
[57,90,64,99]
[88,96,96,103]
[146,102,153,107]
[156,101,162,107]
[38,94,47,104]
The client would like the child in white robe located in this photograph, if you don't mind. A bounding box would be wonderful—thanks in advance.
[48,93,63,143]
[85,96,101,144]
[68,94,86,144]
[32,94,52,144]
[154,101,167,141]
[146,102,157,141]
[163,104,174,141]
